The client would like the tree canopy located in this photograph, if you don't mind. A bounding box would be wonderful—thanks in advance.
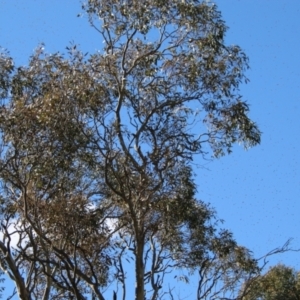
[240,264,300,300]
[0,1,261,299]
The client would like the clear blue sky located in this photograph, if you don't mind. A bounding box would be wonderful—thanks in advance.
[1,0,300,297]
[199,0,300,266]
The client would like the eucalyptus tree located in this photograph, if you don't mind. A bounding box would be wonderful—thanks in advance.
[239,264,300,300]
[0,0,261,299]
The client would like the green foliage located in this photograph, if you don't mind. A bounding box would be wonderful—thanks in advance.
[241,264,300,300]
[0,1,261,299]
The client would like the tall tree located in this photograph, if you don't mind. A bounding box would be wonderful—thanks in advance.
[0,0,261,299]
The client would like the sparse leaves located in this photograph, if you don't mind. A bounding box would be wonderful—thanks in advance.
[0,1,261,299]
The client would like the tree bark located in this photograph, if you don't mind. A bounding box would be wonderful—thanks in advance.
[0,242,32,300]
[135,234,145,300]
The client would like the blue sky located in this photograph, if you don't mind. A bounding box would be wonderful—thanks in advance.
[1,0,300,297]
[200,0,300,265]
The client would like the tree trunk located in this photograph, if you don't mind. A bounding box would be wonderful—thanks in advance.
[0,242,31,300]
[135,235,145,300]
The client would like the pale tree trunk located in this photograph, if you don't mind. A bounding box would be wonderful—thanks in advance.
[0,242,31,300]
